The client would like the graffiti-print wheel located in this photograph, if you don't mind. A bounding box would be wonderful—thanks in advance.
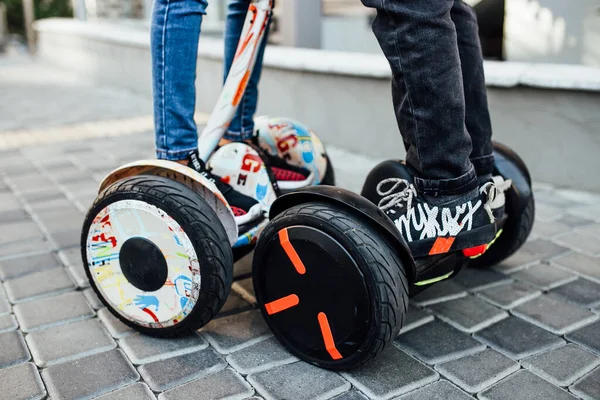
[81,175,233,337]
[252,202,409,370]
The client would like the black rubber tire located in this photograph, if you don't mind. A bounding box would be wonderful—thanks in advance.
[469,195,535,268]
[254,201,408,370]
[81,175,233,337]
[321,154,336,186]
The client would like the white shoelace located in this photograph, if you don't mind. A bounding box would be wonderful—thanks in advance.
[376,178,417,211]
[479,182,497,223]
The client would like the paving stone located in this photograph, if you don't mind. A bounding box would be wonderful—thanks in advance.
[202,309,272,354]
[249,361,350,400]
[477,281,542,309]
[57,247,81,267]
[395,320,486,364]
[217,291,253,317]
[474,316,565,359]
[571,203,600,222]
[0,314,18,332]
[0,220,43,245]
[4,267,75,303]
[566,321,600,355]
[67,263,90,288]
[0,251,61,280]
[13,291,95,332]
[119,332,208,365]
[0,238,51,260]
[42,349,139,400]
[453,268,512,292]
[550,278,600,308]
[399,304,434,334]
[0,288,10,316]
[139,347,227,392]
[0,209,29,224]
[26,318,116,367]
[94,383,156,400]
[20,189,64,204]
[48,229,81,250]
[435,349,520,393]
[0,193,21,212]
[0,331,30,368]
[97,308,134,338]
[28,197,74,213]
[533,220,572,239]
[427,295,508,333]
[554,252,600,283]
[340,345,438,399]
[570,367,600,400]
[226,336,298,375]
[494,240,569,273]
[478,370,577,400]
[512,263,577,290]
[159,368,253,400]
[555,232,600,256]
[231,277,256,305]
[410,280,467,307]
[512,294,598,335]
[83,287,104,310]
[35,207,84,233]
[521,343,600,387]
[394,380,472,400]
[331,390,369,400]
[0,363,46,400]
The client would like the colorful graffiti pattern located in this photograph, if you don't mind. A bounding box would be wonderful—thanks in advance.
[86,200,201,328]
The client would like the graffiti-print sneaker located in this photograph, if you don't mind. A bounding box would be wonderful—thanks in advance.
[377,178,499,258]
[187,150,263,226]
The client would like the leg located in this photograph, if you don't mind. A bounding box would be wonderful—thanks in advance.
[223,0,271,141]
[362,0,478,199]
[152,0,208,161]
[451,0,494,180]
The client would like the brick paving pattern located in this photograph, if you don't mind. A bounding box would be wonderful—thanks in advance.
[1,54,600,400]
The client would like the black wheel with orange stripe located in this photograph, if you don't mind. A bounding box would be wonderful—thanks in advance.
[252,201,409,370]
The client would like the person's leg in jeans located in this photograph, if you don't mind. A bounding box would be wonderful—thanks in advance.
[451,0,494,183]
[151,0,262,222]
[222,0,271,142]
[361,0,501,257]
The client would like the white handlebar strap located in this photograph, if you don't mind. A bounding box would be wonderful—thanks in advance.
[197,0,274,162]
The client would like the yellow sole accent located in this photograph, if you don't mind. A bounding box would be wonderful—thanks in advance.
[414,271,454,287]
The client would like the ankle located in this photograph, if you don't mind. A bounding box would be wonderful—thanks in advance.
[423,187,479,207]
[219,138,253,147]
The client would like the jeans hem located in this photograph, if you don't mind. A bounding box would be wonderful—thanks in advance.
[156,146,197,161]
[224,130,254,141]
[414,166,479,197]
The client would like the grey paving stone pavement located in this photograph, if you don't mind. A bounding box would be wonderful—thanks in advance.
[478,370,577,400]
[474,316,565,359]
[521,344,600,387]
[427,295,508,333]
[0,363,46,400]
[249,361,351,400]
[434,349,519,393]
[119,332,208,365]
[395,380,472,400]
[3,55,600,400]
[570,367,600,400]
[25,318,116,367]
[13,291,95,332]
[41,349,139,400]
[341,346,438,400]
[94,383,156,400]
[396,320,486,364]
[159,368,254,400]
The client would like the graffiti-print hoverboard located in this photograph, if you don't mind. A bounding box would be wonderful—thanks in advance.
[252,142,534,369]
[81,0,334,338]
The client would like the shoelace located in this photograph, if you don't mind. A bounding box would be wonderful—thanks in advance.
[479,182,497,223]
[376,178,417,211]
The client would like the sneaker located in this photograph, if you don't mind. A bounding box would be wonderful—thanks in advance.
[376,178,499,258]
[187,150,263,226]
[260,151,311,185]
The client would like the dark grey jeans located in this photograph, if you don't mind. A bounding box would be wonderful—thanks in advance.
[362,0,495,197]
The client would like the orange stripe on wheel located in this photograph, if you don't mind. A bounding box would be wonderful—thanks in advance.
[317,312,343,360]
[265,294,300,315]
[278,229,306,275]
[429,237,456,255]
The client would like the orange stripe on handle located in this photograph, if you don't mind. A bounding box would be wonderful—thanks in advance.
[232,71,251,106]
[429,237,456,255]
[278,229,306,275]
[317,312,343,360]
[265,294,300,315]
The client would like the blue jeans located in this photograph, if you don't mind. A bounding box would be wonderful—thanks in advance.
[152,0,268,160]
[362,0,494,196]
